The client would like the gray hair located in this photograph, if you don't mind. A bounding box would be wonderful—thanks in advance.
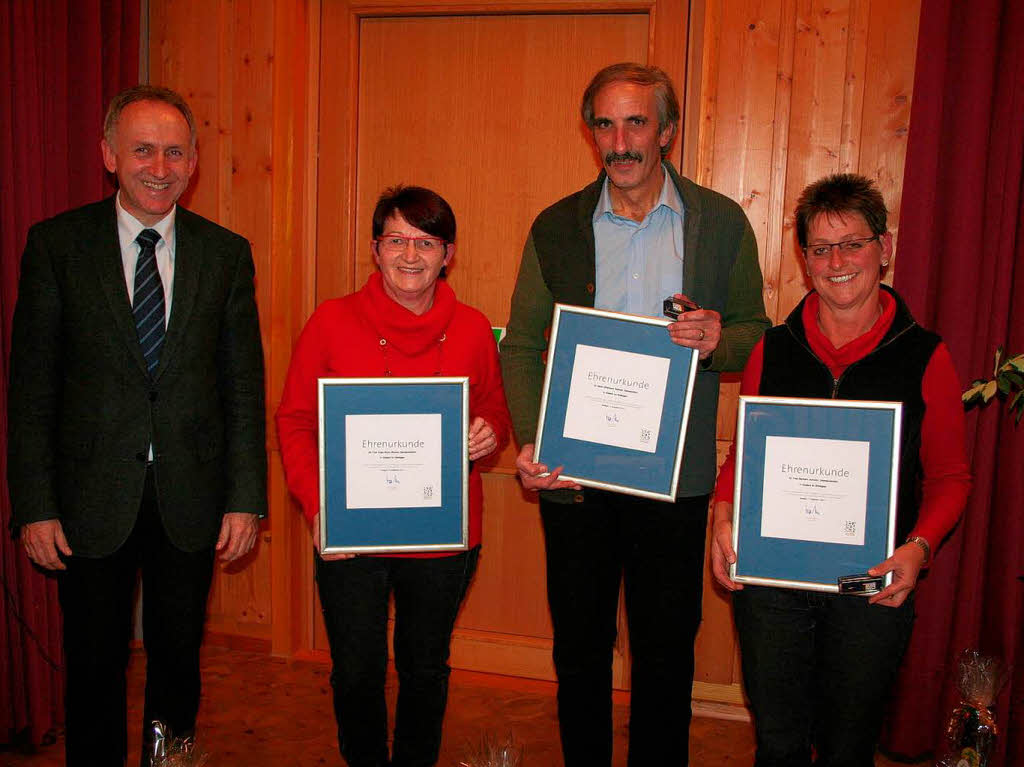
[580,62,680,155]
[103,85,197,148]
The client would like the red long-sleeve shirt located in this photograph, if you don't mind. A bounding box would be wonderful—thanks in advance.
[275,272,511,555]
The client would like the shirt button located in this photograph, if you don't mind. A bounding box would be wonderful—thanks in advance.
[632,273,639,279]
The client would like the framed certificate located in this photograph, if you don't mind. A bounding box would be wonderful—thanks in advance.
[730,396,902,592]
[534,304,700,501]
[318,377,469,554]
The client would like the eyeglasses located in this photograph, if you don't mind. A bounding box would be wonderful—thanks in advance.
[804,235,880,258]
[375,235,446,255]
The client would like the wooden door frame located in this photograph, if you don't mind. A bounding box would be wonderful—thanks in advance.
[280,0,700,657]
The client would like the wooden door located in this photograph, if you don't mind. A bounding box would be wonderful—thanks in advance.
[315,0,689,687]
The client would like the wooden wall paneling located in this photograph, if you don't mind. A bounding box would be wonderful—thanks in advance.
[679,0,705,179]
[215,1,235,229]
[149,2,224,220]
[692,0,720,188]
[693,435,741,693]
[703,0,784,301]
[314,0,360,306]
[269,0,320,656]
[789,0,852,183]
[760,0,796,324]
[775,0,854,322]
[857,0,920,276]
[839,0,870,174]
[693,514,745,704]
[649,0,689,171]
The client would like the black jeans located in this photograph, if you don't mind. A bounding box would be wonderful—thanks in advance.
[733,585,915,767]
[540,491,709,767]
[57,466,215,767]
[315,547,479,767]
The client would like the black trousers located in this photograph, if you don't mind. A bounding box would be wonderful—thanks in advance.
[315,548,479,767]
[540,491,709,767]
[57,467,215,767]
[733,585,915,767]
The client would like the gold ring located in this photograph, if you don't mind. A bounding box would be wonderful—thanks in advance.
[698,329,706,341]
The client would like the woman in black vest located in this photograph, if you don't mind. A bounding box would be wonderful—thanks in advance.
[709,174,971,767]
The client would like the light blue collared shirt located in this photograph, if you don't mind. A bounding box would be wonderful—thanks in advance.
[593,167,685,316]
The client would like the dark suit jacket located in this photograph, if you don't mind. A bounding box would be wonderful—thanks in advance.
[7,197,268,557]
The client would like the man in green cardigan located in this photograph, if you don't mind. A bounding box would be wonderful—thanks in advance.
[499,63,768,766]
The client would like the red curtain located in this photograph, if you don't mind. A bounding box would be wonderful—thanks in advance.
[886,0,1024,764]
[1,0,139,747]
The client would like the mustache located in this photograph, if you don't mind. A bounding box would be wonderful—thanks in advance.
[605,150,643,164]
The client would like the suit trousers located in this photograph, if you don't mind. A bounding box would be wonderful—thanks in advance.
[732,585,915,767]
[57,466,215,767]
[315,547,479,767]
[539,490,709,767]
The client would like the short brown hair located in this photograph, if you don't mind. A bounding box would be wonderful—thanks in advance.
[372,185,456,244]
[794,173,888,248]
[581,62,680,155]
[103,85,197,148]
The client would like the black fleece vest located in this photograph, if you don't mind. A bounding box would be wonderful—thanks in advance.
[759,293,940,541]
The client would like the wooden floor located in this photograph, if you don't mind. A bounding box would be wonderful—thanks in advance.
[2,645,929,766]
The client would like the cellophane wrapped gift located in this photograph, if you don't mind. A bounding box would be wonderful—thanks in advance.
[457,731,524,767]
[147,720,210,767]
[934,650,1008,767]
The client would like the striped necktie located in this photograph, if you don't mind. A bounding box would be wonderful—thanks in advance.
[133,228,165,375]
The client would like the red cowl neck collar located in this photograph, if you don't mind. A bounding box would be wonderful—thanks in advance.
[802,290,896,379]
[358,271,456,357]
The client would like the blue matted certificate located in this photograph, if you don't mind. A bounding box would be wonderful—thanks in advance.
[318,377,469,554]
[730,396,902,592]
[534,304,699,501]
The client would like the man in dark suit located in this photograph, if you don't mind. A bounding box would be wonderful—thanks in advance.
[8,85,267,766]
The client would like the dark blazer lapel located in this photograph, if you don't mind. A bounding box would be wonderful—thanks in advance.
[93,199,150,376]
[156,207,201,381]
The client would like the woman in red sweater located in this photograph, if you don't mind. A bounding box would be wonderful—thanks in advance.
[710,174,971,767]
[276,186,511,767]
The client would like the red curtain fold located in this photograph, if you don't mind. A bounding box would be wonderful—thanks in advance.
[886,0,1024,764]
[1,0,139,747]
